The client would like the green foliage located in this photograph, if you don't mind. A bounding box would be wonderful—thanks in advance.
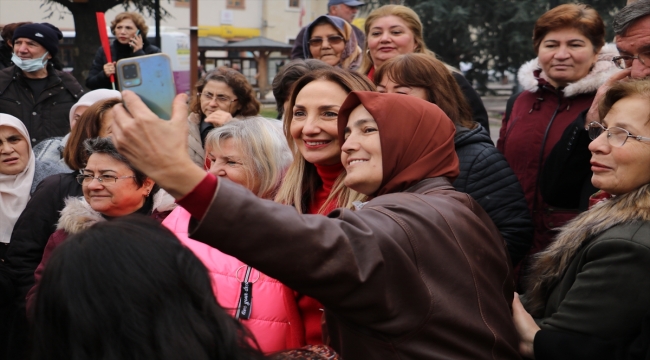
[371,0,626,89]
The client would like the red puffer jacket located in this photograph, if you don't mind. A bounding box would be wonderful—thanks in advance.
[497,44,619,281]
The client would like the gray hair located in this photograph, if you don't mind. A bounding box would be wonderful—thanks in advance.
[613,0,650,36]
[83,137,148,188]
[205,117,292,199]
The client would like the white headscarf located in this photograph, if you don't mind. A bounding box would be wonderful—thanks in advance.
[0,114,35,243]
[68,89,121,126]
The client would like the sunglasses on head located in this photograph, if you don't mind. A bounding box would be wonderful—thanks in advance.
[308,35,345,47]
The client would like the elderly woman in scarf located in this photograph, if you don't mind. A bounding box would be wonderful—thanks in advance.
[110,89,521,359]
[0,114,70,256]
[302,15,362,71]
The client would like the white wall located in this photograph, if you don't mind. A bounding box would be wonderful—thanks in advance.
[0,0,327,43]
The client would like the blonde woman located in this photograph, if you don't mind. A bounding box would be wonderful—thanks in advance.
[360,5,490,132]
[163,117,303,353]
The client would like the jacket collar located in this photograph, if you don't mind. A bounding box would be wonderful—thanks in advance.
[56,189,176,234]
[525,182,650,316]
[517,43,619,97]
[404,177,456,194]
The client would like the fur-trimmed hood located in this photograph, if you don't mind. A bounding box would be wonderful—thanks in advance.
[56,190,177,234]
[518,43,619,98]
[524,183,650,316]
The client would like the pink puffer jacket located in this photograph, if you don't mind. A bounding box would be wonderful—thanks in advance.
[163,206,312,353]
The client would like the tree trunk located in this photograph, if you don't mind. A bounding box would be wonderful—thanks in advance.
[69,7,102,89]
[63,1,120,89]
[254,51,269,100]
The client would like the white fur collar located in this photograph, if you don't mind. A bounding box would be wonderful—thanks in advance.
[518,43,620,97]
[57,190,176,234]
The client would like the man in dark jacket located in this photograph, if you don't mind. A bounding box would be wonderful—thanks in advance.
[0,23,83,146]
[291,0,365,60]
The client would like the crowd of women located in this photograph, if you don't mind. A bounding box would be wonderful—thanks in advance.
[1,2,650,359]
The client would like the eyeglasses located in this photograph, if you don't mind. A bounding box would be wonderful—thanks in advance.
[586,121,650,147]
[307,35,345,47]
[76,174,136,185]
[612,54,650,69]
[200,92,237,105]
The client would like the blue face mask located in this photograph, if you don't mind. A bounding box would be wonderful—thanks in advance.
[11,52,49,73]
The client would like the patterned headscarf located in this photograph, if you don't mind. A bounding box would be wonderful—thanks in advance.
[303,15,362,71]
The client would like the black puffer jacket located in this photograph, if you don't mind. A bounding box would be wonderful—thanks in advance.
[452,72,491,136]
[0,41,13,70]
[6,172,82,306]
[85,39,161,90]
[2,172,82,360]
[453,124,533,266]
[0,64,83,145]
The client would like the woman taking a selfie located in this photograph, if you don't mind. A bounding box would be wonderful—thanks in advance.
[302,15,362,71]
[110,89,520,359]
[85,12,161,90]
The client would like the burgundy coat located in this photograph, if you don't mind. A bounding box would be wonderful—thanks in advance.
[497,46,619,279]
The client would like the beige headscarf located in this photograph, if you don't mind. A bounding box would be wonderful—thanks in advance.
[0,114,35,243]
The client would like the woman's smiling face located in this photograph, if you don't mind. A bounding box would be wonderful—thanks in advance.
[290,79,349,166]
[341,104,383,195]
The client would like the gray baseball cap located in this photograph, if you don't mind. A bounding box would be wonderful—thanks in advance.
[328,0,366,7]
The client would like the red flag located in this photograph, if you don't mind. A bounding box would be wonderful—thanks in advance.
[96,12,116,90]
[299,0,306,27]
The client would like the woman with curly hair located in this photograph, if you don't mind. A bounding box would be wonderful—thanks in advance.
[186,67,261,165]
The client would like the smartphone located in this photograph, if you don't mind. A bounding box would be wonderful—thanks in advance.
[131,30,141,48]
[116,53,176,120]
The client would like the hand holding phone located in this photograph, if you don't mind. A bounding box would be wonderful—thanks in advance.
[116,53,176,120]
[130,30,143,52]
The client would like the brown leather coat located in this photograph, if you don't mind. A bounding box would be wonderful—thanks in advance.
[190,177,520,359]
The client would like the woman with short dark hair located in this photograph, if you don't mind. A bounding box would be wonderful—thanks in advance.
[1,97,122,360]
[30,215,266,360]
[25,137,176,311]
[186,67,262,165]
[496,4,620,281]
